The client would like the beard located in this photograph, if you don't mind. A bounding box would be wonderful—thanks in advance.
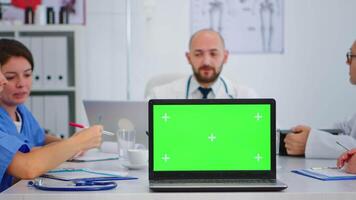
[192,64,222,84]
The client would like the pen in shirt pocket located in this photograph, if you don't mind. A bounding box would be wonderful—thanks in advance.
[69,122,115,136]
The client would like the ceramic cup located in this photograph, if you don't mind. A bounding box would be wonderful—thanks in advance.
[127,149,148,165]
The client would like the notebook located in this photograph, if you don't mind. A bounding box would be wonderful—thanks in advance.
[83,100,148,146]
[148,99,287,192]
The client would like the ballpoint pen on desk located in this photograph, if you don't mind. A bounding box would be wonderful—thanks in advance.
[69,122,115,136]
[336,141,350,151]
[310,167,340,170]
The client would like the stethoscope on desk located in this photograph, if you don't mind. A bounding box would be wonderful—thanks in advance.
[28,178,117,191]
[185,75,234,99]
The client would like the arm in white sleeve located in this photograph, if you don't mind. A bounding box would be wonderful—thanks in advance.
[305,129,356,158]
[305,113,356,158]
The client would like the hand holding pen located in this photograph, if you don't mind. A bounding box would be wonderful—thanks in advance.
[69,122,115,136]
[336,141,356,169]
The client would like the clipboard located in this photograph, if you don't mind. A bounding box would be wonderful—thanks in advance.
[292,168,356,181]
[42,168,137,182]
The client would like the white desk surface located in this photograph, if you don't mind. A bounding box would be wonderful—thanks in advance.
[2,156,356,200]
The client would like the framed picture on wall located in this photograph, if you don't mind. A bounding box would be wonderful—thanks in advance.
[191,0,284,54]
[0,0,86,25]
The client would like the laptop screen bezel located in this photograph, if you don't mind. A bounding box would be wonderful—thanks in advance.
[149,99,276,180]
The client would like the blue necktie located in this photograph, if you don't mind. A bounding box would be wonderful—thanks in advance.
[198,87,212,99]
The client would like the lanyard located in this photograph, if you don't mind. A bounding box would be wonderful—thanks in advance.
[185,75,234,99]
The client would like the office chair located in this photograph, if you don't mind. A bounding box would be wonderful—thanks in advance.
[144,73,186,99]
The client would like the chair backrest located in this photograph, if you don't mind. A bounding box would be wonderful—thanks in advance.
[145,73,186,98]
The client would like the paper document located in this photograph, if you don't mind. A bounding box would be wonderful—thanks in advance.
[292,167,356,181]
[68,149,119,162]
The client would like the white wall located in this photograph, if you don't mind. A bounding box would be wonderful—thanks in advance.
[80,0,356,128]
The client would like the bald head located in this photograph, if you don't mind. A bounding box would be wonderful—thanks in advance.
[186,29,229,87]
[188,29,225,50]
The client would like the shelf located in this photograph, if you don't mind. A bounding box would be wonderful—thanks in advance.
[31,87,76,92]
[0,27,82,138]
[0,25,85,32]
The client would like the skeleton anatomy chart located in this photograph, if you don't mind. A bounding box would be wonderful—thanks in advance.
[191,0,284,53]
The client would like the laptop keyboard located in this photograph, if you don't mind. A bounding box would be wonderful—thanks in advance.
[152,179,276,184]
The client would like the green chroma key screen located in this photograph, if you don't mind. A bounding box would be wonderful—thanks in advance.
[153,104,271,171]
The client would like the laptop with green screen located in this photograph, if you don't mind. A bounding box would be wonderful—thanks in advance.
[148,99,287,192]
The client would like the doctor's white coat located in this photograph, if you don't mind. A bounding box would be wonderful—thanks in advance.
[305,113,356,158]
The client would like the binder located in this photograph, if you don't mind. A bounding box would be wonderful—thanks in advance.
[44,96,57,135]
[55,95,69,138]
[24,96,32,110]
[17,36,31,50]
[42,37,55,88]
[53,37,68,88]
[30,37,44,88]
[31,96,45,129]
[42,36,68,88]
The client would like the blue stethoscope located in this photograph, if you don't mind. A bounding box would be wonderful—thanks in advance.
[185,75,234,99]
[28,178,117,191]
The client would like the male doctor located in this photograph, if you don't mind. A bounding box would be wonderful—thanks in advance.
[147,29,257,99]
[284,40,356,159]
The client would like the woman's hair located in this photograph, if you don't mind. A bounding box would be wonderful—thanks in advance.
[0,39,34,70]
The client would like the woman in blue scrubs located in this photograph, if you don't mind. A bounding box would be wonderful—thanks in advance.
[0,39,103,192]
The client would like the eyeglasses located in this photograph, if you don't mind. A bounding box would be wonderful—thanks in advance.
[346,52,356,63]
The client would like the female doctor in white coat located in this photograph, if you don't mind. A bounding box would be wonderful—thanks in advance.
[147,29,258,100]
[284,40,356,159]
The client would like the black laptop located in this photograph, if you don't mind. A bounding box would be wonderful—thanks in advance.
[148,99,287,192]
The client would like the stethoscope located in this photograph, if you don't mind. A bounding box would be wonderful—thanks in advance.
[28,178,117,191]
[185,75,234,99]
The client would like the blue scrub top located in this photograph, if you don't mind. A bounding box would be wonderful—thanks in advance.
[0,104,45,192]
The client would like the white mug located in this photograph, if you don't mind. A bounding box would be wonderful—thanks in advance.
[127,149,148,165]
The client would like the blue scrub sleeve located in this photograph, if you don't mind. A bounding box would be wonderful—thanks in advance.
[0,133,30,182]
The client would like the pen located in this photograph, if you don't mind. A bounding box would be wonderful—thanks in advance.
[278,129,342,135]
[310,167,340,170]
[69,122,115,136]
[336,141,350,151]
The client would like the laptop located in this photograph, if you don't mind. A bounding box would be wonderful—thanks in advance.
[83,100,148,146]
[148,99,287,192]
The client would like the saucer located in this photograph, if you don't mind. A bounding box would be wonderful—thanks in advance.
[121,161,147,170]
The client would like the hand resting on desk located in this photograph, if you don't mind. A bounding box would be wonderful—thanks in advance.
[284,125,311,156]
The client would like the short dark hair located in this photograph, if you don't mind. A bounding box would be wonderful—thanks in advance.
[0,39,34,70]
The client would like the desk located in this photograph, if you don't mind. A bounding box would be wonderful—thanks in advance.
[2,156,356,200]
